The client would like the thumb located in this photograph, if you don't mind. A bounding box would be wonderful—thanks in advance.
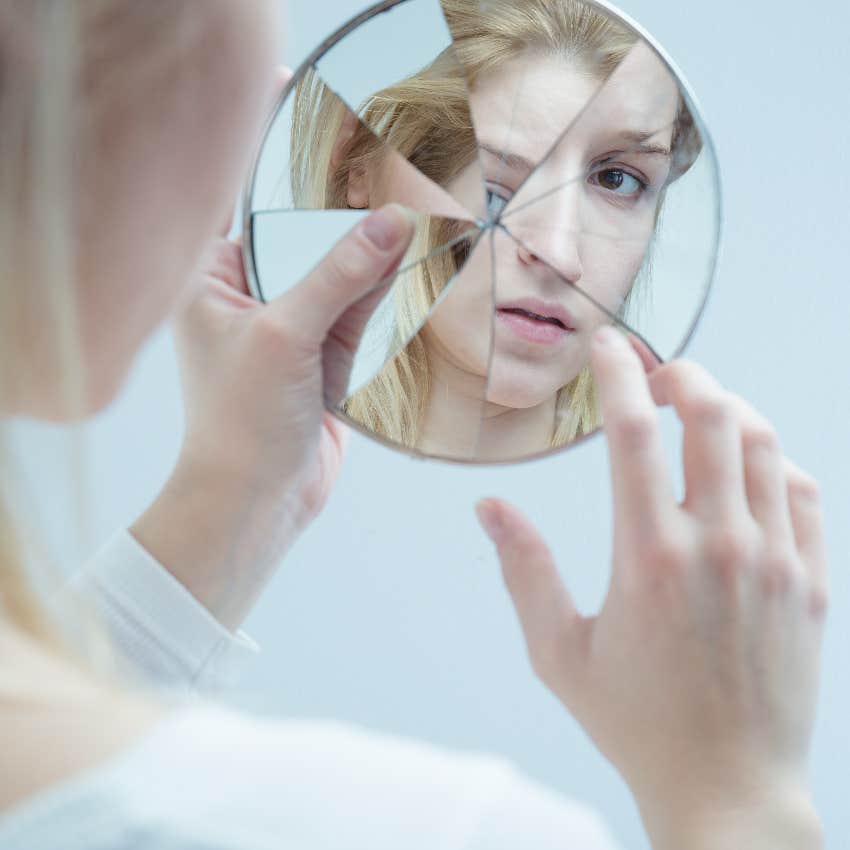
[475,498,589,692]
[272,204,415,344]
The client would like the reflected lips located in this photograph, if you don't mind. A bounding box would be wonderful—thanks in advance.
[496,297,576,345]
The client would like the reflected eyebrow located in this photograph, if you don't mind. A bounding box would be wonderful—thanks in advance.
[479,143,535,173]
[613,130,673,157]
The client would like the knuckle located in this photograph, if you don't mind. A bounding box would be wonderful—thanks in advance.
[527,638,560,686]
[704,525,758,574]
[665,358,701,385]
[808,582,830,621]
[684,392,733,429]
[324,239,373,283]
[642,535,690,574]
[758,551,799,597]
[612,410,657,450]
[250,311,304,356]
[787,468,821,504]
[742,423,782,456]
[252,311,288,344]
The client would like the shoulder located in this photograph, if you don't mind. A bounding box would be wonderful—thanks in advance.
[0,703,621,850]
[117,704,520,844]
[131,704,621,850]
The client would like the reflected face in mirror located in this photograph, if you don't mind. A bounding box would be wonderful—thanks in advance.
[423,44,678,413]
[347,42,678,449]
[256,0,715,460]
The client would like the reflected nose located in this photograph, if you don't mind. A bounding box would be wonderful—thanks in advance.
[508,188,584,287]
[515,231,583,287]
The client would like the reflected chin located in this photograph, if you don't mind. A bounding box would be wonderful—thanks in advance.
[485,368,561,410]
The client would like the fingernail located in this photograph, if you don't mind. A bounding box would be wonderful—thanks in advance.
[362,204,411,251]
[593,325,625,349]
[475,499,504,543]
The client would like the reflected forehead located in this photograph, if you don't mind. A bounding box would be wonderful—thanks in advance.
[469,53,597,159]
[469,42,680,160]
[594,41,680,127]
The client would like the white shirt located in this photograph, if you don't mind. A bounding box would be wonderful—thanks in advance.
[0,531,623,850]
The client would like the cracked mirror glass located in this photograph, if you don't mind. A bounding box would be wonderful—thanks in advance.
[245,0,720,463]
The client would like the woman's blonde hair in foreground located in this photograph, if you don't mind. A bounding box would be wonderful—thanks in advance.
[0,1,200,649]
[290,0,699,451]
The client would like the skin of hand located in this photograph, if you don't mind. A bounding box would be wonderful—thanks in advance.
[131,203,416,632]
[476,327,828,850]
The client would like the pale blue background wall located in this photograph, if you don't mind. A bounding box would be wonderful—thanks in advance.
[17,1,849,847]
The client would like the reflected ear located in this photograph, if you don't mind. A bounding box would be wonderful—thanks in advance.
[668,106,703,183]
[330,111,370,209]
[346,164,370,209]
[330,111,359,171]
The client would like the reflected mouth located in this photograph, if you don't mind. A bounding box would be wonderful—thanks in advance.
[495,298,577,345]
[498,307,568,330]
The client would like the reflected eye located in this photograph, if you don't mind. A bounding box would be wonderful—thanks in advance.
[591,168,646,197]
[486,187,511,219]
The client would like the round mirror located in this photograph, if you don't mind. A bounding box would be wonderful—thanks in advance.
[243,0,721,463]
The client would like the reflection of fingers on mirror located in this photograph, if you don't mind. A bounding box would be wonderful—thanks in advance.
[340,225,493,457]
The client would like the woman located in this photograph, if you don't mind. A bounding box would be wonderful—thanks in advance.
[0,2,827,849]
[287,0,700,459]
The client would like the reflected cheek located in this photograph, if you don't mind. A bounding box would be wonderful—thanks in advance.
[445,164,488,220]
[580,244,646,316]
[423,251,493,375]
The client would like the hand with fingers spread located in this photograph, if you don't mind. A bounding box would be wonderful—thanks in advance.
[476,327,827,850]
[130,202,415,631]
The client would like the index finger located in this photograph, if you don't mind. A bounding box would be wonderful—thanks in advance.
[591,326,676,541]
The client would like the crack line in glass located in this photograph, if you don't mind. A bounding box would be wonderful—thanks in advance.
[496,118,680,225]
[483,40,645,227]
[436,0,492,223]
[336,224,488,405]
[497,223,665,363]
[472,224,499,460]
[486,58,533,225]
[301,68,480,221]
[357,220,484,301]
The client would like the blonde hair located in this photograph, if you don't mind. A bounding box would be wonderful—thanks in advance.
[0,1,199,652]
[291,0,698,451]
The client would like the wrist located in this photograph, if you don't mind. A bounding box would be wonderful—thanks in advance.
[131,447,304,631]
[636,780,823,850]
